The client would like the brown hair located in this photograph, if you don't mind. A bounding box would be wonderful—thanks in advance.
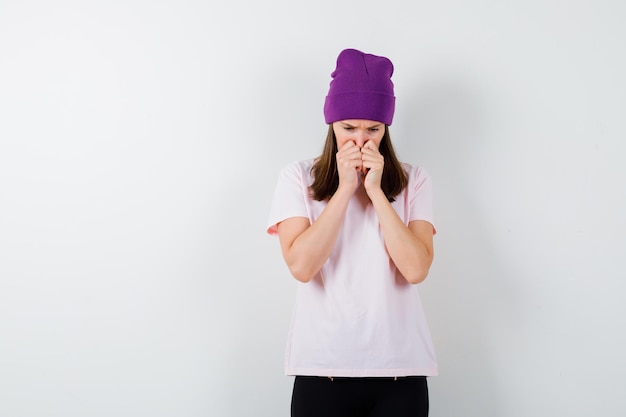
[310,125,408,202]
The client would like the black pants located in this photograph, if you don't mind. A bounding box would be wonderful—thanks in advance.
[291,376,429,417]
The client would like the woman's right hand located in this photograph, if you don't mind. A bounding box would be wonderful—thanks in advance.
[335,141,362,194]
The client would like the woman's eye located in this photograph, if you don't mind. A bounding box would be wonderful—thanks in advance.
[344,127,354,131]
[368,128,379,132]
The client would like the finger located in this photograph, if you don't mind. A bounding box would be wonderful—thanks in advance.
[361,152,383,164]
[338,150,363,163]
[339,141,358,151]
[361,148,381,157]
[360,150,377,161]
[337,144,359,156]
[362,154,383,168]
[337,155,363,168]
[361,144,381,155]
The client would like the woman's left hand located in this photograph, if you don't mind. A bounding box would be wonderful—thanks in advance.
[361,140,384,193]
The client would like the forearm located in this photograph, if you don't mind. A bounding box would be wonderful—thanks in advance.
[368,189,433,284]
[282,186,353,282]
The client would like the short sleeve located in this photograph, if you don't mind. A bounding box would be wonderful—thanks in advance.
[408,166,436,235]
[266,161,311,235]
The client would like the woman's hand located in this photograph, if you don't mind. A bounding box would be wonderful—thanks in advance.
[361,140,384,193]
[335,141,362,194]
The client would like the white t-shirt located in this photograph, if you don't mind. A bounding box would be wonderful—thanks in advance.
[267,159,437,377]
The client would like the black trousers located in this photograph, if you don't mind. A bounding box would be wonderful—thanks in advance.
[291,376,429,417]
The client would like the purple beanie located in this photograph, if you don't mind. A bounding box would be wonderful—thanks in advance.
[323,48,395,125]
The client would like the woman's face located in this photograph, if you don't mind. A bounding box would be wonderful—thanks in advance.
[332,119,385,150]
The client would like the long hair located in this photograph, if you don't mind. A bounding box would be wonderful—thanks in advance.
[310,125,408,202]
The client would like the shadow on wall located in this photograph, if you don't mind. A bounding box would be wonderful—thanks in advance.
[397,73,522,417]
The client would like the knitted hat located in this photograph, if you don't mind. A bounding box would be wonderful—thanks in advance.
[323,48,395,125]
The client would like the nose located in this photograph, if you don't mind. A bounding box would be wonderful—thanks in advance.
[354,131,366,148]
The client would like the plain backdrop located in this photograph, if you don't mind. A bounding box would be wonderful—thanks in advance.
[1,1,625,416]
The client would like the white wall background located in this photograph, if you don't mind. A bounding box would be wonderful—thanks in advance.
[1,0,624,416]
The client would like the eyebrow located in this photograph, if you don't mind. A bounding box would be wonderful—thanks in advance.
[341,122,383,129]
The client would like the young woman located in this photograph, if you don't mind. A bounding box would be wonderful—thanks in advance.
[267,48,437,417]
